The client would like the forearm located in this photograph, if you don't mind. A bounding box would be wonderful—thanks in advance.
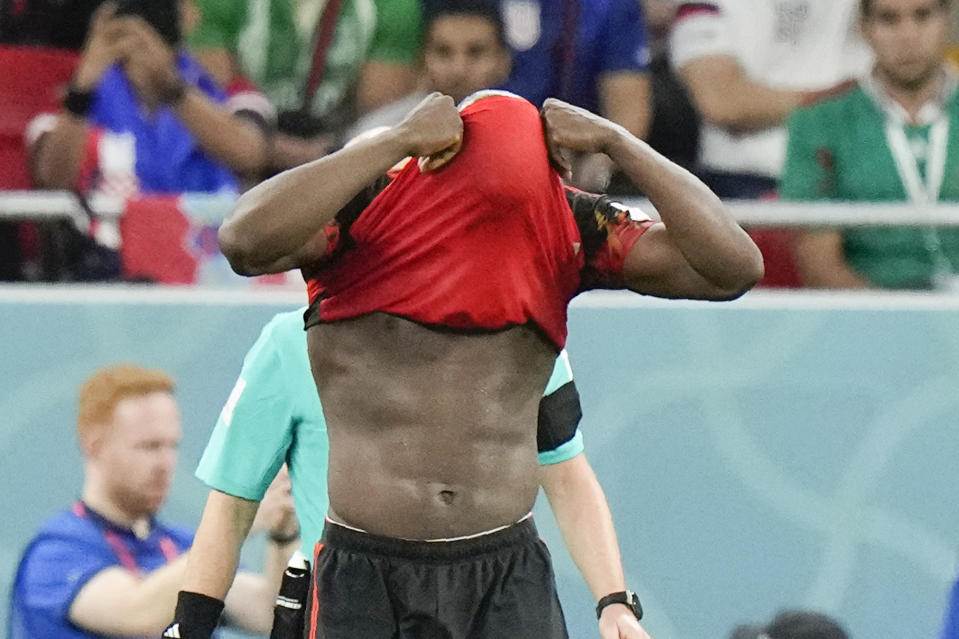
[127,556,191,631]
[604,126,764,292]
[681,61,804,131]
[222,535,298,632]
[173,88,268,175]
[218,128,408,275]
[269,133,335,171]
[32,114,90,189]
[706,81,803,131]
[181,490,258,601]
[541,456,626,600]
[220,505,298,633]
[69,556,190,636]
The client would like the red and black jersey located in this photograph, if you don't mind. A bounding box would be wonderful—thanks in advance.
[303,93,655,350]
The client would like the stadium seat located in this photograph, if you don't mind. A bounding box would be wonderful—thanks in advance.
[749,227,802,288]
[0,45,79,189]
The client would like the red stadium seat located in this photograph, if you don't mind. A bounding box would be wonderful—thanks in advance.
[749,227,802,288]
[0,45,79,189]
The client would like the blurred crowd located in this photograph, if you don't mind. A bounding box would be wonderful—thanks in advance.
[2,0,959,289]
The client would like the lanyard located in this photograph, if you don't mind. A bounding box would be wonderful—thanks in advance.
[883,99,956,282]
[300,0,345,112]
[884,116,949,205]
[73,502,180,573]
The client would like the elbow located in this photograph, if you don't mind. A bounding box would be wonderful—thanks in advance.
[217,211,262,277]
[740,242,766,291]
[717,247,765,300]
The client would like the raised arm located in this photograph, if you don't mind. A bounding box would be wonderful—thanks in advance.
[541,98,764,300]
[218,92,463,276]
[31,4,122,189]
[117,17,268,176]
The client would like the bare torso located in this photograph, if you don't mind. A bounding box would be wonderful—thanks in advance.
[307,313,556,539]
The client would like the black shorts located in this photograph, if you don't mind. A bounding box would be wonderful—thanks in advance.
[306,517,568,639]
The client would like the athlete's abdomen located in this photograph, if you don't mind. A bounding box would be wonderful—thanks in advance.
[307,313,556,539]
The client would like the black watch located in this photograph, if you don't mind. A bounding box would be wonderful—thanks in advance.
[595,589,643,620]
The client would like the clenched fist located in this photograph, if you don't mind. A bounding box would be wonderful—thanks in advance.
[394,92,464,172]
[540,98,622,180]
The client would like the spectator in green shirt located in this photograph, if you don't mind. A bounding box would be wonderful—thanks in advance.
[780,0,959,290]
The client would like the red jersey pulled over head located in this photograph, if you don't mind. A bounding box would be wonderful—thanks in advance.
[306,91,586,350]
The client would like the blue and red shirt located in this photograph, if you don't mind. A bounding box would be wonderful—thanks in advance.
[8,503,193,639]
[500,0,651,111]
[86,53,239,195]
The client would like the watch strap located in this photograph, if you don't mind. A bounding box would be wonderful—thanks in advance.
[595,589,643,620]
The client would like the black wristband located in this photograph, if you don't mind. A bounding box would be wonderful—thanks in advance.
[163,591,224,639]
[63,86,95,118]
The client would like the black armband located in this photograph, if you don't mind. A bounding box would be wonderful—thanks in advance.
[63,86,95,118]
[162,591,224,639]
[536,381,582,453]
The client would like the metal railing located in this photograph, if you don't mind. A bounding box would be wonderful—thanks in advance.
[4,190,959,227]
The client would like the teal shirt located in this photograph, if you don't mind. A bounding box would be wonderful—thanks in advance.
[781,81,959,289]
[196,309,585,556]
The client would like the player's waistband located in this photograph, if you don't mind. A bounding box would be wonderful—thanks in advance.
[320,514,538,561]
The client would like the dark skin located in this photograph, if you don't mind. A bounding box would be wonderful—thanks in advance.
[219,92,763,538]
[310,313,554,538]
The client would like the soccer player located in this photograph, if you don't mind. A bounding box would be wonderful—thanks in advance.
[171,91,763,638]
[180,306,649,638]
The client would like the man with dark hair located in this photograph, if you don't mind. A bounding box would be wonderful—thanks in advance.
[782,0,959,289]
[345,0,512,135]
[421,0,511,104]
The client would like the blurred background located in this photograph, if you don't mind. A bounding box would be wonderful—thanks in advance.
[1,0,959,637]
